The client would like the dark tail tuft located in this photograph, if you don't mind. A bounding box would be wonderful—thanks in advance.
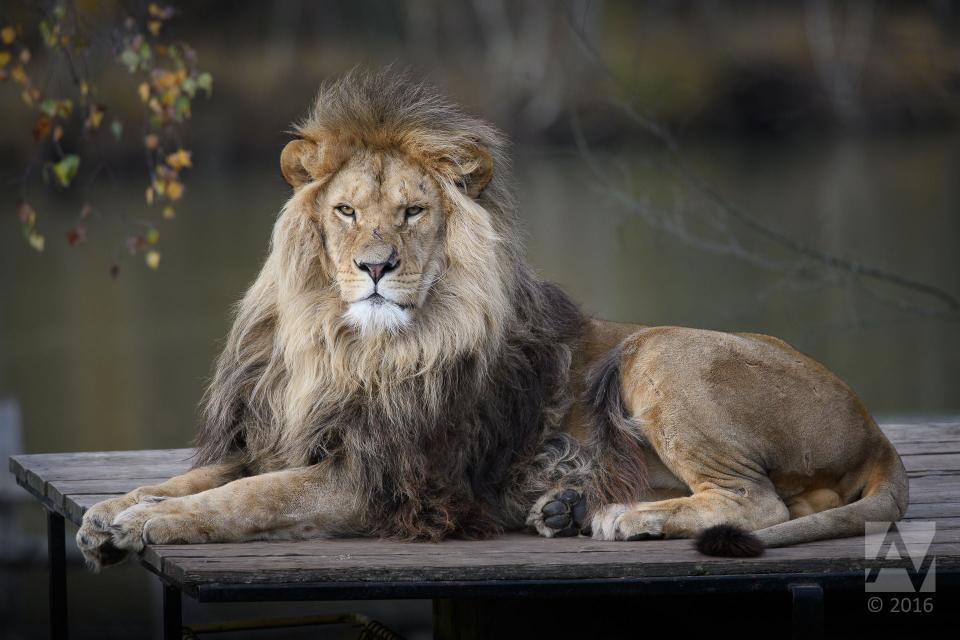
[695,524,765,557]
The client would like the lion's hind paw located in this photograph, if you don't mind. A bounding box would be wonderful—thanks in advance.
[527,488,589,538]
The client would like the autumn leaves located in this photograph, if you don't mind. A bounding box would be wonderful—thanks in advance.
[2,3,212,275]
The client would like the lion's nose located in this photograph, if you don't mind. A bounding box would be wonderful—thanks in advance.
[355,256,399,284]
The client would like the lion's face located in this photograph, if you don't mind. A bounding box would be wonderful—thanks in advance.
[317,150,446,335]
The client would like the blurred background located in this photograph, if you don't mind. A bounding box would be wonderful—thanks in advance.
[1,0,959,638]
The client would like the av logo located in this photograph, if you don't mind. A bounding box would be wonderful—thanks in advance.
[864,521,936,593]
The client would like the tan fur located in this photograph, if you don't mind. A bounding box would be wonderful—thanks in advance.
[584,323,908,547]
[76,72,906,569]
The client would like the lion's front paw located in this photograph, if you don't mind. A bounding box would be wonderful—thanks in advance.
[527,488,589,538]
[76,495,140,571]
[77,521,129,572]
[590,504,666,541]
[110,496,194,552]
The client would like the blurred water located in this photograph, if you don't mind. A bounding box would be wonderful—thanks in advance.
[1,136,958,460]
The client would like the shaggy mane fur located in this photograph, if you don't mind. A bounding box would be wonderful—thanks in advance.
[194,70,588,540]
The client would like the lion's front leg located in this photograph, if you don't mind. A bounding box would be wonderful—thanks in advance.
[77,460,243,571]
[108,466,358,553]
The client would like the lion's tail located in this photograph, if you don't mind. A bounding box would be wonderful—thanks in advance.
[697,443,908,556]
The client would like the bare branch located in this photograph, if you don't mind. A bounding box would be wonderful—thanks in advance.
[562,2,959,322]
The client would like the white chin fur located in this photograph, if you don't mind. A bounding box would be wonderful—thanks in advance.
[344,300,411,336]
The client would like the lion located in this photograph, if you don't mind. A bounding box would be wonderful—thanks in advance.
[76,70,907,570]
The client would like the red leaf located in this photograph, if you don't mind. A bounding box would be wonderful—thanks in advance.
[16,200,36,225]
[33,115,52,141]
[66,224,86,247]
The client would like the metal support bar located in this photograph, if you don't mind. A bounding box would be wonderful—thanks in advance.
[790,582,824,640]
[163,583,182,640]
[47,509,68,640]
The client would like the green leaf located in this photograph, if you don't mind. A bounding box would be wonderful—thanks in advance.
[173,95,190,122]
[110,119,123,140]
[39,98,57,117]
[39,20,54,46]
[145,228,160,245]
[195,72,213,96]
[51,154,80,188]
[181,77,196,98]
[120,49,139,72]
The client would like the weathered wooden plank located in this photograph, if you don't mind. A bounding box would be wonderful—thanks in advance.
[902,474,960,501]
[905,502,960,519]
[142,525,960,565]
[896,441,960,455]
[63,494,119,523]
[902,453,960,473]
[10,449,192,506]
[46,477,172,514]
[151,539,960,587]
[12,449,193,467]
[881,422,960,442]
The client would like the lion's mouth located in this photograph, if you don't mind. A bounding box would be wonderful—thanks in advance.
[363,292,414,310]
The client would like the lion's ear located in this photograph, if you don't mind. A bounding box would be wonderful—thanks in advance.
[459,146,493,199]
[280,139,320,189]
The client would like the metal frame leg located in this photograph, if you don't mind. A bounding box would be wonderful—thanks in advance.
[163,583,182,640]
[790,582,824,640]
[47,509,68,640]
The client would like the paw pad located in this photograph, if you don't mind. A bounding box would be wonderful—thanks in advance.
[540,488,589,537]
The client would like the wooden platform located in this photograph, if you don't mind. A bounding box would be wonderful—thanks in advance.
[9,422,960,599]
[8,422,960,639]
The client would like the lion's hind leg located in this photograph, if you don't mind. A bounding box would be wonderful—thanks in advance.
[591,481,789,548]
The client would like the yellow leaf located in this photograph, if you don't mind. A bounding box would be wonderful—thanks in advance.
[144,133,159,150]
[80,80,89,96]
[154,70,178,91]
[165,148,192,170]
[11,64,26,84]
[145,250,161,270]
[146,186,154,205]
[28,232,45,252]
[51,154,80,188]
[55,99,73,118]
[165,180,184,201]
[87,106,104,129]
[146,228,160,244]
[147,20,162,37]
[138,82,150,103]
[1,26,15,45]
[162,206,175,220]
[0,52,10,67]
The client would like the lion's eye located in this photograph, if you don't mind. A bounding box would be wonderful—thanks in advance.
[405,206,424,219]
[335,204,355,218]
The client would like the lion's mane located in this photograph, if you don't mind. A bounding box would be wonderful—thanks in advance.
[194,70,587,540]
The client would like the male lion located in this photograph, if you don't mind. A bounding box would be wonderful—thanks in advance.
[77,70,907,570]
